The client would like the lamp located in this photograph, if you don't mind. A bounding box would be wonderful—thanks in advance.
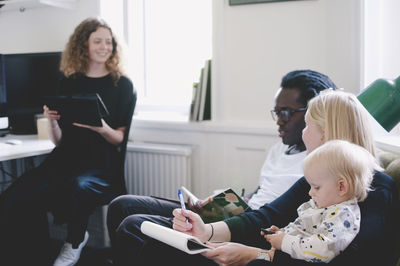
[358,76,400,132]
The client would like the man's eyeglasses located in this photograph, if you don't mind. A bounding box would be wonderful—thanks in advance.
[270,107,307,122]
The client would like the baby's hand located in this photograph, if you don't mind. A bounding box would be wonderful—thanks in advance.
[268,225,280,233]
[266,231,285,250]
[260,225,280,237]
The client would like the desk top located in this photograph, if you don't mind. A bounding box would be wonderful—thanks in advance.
[0,134,55,161]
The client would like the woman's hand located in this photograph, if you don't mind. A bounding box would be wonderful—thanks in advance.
[43,105,60,121]
[43,105,62,145]
[72,119,125,145]
[72,119,107,134]
[202,242,260,266]
[172,208,211,242]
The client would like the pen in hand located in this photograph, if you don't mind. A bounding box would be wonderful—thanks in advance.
[178,189,189,224]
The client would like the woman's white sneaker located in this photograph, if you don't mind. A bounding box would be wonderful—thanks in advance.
[53,231,89,266]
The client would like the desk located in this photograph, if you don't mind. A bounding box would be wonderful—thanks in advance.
[0,134,54,161]
[0,135,54,192]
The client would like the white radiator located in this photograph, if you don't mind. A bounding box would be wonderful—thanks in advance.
[125,142,193,199]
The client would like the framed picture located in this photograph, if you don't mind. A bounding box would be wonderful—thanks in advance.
[229,0,300,5]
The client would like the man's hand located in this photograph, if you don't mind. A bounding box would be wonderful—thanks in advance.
[187,196,213,212]
[187,196,220,220]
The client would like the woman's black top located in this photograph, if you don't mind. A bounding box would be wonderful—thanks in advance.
[46,73,136,191]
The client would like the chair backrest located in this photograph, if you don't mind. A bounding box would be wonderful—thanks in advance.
[113,90,137,195]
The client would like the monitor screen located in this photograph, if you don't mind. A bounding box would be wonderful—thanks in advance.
[2,52,63,134]
[0,54,6,115]
[0,55,7,131]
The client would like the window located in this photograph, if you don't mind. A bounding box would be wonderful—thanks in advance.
[363,0,400,133]
[102,0,212,121]
[363,0,400,88]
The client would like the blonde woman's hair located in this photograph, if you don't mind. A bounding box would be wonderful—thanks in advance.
[60,17,121,83]
[306,90,376,157]
[303,140,381,202]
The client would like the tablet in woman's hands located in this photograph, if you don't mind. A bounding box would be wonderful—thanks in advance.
[43,93,108,127]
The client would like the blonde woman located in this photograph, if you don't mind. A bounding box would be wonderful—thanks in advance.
[170,90,397,266]
[0,17,136,266]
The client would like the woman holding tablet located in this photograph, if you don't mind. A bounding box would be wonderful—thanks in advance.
[0,17,136,266]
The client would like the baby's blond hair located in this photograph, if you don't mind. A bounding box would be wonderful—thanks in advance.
[303,140,382,202]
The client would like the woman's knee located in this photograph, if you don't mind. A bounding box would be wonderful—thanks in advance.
[72,175,109,196]
[74,176,94,190]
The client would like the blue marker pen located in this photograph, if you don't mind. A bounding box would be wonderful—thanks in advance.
[178,189,189,224]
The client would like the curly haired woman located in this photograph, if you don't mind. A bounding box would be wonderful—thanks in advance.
[0,17,136,266]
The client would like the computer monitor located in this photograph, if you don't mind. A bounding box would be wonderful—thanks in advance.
[0,54,8,132]
[2,52,63,134]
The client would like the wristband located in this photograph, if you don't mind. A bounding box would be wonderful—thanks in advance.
[256,250,271,261]
[207,223,214,241]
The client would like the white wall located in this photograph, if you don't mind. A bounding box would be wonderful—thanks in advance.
[379,1,400,81]
[0,0,100,53]
[213,0,362,124]
[363,0,400,87]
